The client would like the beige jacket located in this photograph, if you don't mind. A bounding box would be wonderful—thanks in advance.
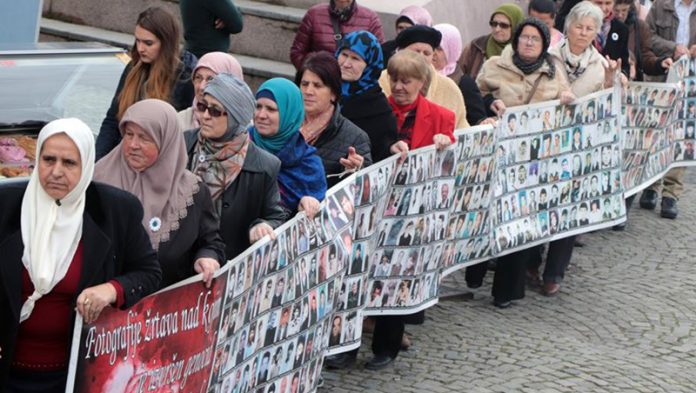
[476,46,571,107]
[549,44,607,98]
[379,66,470,129]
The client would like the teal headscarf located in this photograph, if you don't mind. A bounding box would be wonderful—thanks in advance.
[250,78,305,154]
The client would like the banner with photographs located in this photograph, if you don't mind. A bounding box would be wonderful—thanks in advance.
[206,176,355,393]
[493,88,627,256]
[66,273,227,392]
[622,82,681,196]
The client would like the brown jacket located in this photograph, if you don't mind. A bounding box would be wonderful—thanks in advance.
[476,46,570,107]
[459,35,489,79]
[629,17,667,79]
[646,0,696,57]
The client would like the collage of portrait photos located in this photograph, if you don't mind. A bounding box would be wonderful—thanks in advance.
[325,156,399,354]
[493,89,626,255]
[440,126,497,276]
[665,57,696,169]
[622,82,681,195]
[207,180,355,393]
[364,144,457,315]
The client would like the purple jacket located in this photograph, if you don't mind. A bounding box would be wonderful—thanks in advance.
[290,3,384,69]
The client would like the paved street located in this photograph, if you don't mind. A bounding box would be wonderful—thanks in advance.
[322,170,696,392]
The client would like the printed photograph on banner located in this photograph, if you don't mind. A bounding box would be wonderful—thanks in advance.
[325,156,399,355]
[364,143,460,315]
[207,178,354,393]
[442,125,497,276]
[493,89,626,255]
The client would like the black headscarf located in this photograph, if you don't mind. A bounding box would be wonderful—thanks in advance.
[511,17,554,77]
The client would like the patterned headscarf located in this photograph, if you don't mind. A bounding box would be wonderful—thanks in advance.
[337,30,384,98]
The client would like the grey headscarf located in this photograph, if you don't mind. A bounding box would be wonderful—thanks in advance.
[203,73,256,141]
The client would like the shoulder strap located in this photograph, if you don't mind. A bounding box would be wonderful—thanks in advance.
[525,74,544,105]
[330,15,343,45]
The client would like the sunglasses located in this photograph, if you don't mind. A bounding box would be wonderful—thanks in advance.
[196,101,227,118]
[489,20,511,29]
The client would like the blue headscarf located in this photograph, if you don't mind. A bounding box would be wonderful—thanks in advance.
[337,30,384,98]
[250,78,304,154]
[250,78,327,212]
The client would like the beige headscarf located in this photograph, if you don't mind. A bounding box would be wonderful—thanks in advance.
[20,118,95,322]
[94,99,199,249]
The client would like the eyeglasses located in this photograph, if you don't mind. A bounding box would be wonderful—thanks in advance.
[489,20,511,29]
[519,34,543,44]
[196,102,227,118]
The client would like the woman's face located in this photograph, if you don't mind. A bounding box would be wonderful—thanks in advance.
[134,25,161,64]
[300,70,335,116]
[38,133,82,200]
[389,74,425,105]
[193,67,216,102]
[199,95,229,139]
[254,97,281,137]
[490,13,513,43]
[122,122,159,172]
[337,49,367,82]
[432,47,448,72]
[516,25,543,62]
[567,16,598,53]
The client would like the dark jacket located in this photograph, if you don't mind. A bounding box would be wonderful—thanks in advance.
[601,19,631,76]
[458,74,488,125]
[157,182,226,288]
[381,39,398,69]
[312,108,373,188]
[459,34,488,79]
[290,2,384,69]
[185,130,288,259]
[341,85,397,162]
[0,181,161,385]
[647,0,696,57]
[627,11,668,81]
[180,0,244,58]
[96,51,198,160]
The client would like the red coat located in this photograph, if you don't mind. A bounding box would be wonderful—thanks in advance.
[389,95,456,150]
[290,3,384,69]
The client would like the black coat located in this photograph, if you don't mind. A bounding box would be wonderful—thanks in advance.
[185,130,288,259]
[0,181,161,385]
[458,74,488,125]
[157,182,226,288]
[96,51,198,160]
[341,85,398,162]
[313,108,373,188]
[602,19,631,77]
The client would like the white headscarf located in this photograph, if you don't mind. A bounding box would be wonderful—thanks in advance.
[19,118,95,322]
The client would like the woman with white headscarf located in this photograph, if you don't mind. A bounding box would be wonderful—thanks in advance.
[0,119,161,391]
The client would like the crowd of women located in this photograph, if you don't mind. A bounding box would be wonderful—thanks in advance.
[0,0,681,391]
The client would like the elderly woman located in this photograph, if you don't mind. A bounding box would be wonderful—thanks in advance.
[459,3,524,79]
[476,18,574,308]
[250,78,328,217]
[366,49,456,371]
[185,74,287,259]
[296,52,373,187]
[177,51,244,130]
[0,119,160,390]
[433,23,489,126]
[97,7,196,160]
[95,99,225,289]
[337,30,400,162]
[290,0,384,69]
